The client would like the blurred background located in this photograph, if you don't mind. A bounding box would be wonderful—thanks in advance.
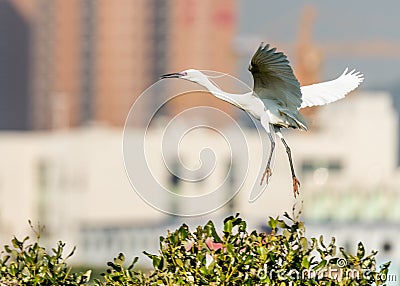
[0,0,400,280]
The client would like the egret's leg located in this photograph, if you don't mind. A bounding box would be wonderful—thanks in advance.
[260,131,275,185]
[276,132,300,197]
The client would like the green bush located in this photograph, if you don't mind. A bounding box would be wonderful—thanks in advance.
[95,212,391,285]
[0,221,91,285]
[0,215,391,285]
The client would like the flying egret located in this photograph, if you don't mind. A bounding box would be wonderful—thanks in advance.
[161,43,363,198]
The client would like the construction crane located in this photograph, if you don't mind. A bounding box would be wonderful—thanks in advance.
[235,5,400,122]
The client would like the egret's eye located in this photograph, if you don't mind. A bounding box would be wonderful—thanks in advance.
[181,71,188,76]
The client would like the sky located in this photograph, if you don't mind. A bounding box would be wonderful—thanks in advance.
[237,0,400,90]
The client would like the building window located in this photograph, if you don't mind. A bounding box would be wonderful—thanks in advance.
[301,159,343,185]
[301,159,343,174]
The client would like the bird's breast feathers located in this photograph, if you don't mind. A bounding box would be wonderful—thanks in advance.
[241,97,285,125]
[242,96,307,130]
[241,96,265,120]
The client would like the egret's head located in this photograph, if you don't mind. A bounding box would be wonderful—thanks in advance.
[161,69,207,84]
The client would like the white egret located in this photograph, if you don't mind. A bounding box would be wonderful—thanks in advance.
[161,43,363,197]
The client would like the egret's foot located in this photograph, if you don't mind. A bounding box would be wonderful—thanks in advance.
[260,168,272,185]
[292,176,300,198]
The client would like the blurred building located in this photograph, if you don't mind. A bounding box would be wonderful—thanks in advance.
[29,0,155,129]
[0,1,30,130]
[0,0,237,130]
[166,0,237,120]
[0,91,399,270]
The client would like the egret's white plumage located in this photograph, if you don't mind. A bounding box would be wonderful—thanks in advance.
[300,68,364,108]
[161,43,363,199]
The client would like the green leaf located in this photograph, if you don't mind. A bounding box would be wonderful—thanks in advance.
[380,261,391,270]
[302,256,310,269]
[150,256,164,270]
[268,217,277,229]
[298,222,305,232]
[4,245,11,253]
[300,237,308,249]
[11,237,24,250]
[178,225,189,240]
[206,222,222,243]
[276,220,287,228]
[283,229,291,239]
[258,246,267,260]
[357,242,365,259]
[175,258,184,268]
[224,220,233,234]
[199,266,208,275]
[244,256,253,265]
[237,220,247,232]
[313,259,327,271]
[82,270,92,281]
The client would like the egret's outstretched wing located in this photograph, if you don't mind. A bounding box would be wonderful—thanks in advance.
[300,68,364,108]
[249,43,302,110]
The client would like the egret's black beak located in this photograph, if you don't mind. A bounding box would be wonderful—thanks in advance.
[160,72,182,79]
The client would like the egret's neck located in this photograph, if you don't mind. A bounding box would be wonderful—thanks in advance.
[197,76,245,108]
